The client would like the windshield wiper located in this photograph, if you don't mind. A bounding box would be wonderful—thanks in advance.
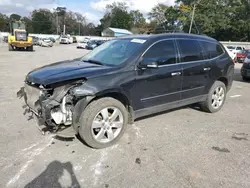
[83,59,104,66]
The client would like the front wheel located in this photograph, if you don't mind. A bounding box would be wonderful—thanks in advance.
[78,97,128,149]
[200,81,227,113]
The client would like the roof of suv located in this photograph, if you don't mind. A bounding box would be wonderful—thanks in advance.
[119,33,217,42]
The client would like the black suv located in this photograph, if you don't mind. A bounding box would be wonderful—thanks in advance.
[19,33,234,149]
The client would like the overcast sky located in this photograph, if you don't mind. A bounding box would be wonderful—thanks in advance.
[0,0,176,24]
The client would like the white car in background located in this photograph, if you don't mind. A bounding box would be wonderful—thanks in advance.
[77,40,88,49]
[224,45,236,61]
[227,45,245,54]
[60,35,73,44]
[40,38,53,47]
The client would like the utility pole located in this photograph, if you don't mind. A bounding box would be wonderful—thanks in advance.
[56,13,58,35]
[56,6,66,35]
[189,4,196,34]
[78,22,81,36]
[63,13,66,35]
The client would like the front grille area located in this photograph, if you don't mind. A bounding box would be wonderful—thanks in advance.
[24,83,41,112]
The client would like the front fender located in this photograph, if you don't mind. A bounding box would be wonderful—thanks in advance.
[72,96,95,133]
[72,82,131,104]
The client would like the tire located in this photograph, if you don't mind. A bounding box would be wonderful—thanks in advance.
[78,97,128,149]
[8,44,13,51]
[242,76,249,81]
[200,81,227,113]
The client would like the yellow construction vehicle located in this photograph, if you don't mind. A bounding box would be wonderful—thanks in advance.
[8,21,33,51]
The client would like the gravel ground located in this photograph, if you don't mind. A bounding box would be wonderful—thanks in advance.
[0,43,249,188]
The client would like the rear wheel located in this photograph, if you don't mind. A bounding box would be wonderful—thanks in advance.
[78,97,128,149]
[200,81,226,113]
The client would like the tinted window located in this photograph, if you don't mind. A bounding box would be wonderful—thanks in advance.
[200,41,224,59]
[227,46,235,49]
[236,47,242,50]
[143,40,176,65]
[177,39,204,62]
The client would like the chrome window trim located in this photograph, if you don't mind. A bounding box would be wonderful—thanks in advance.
[136,37,226,69]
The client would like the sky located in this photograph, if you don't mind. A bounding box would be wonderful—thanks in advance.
[0,0,176,25]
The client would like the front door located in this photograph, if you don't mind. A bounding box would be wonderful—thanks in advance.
[132,39,182,111]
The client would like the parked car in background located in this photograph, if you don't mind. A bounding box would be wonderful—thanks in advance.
[241,54,250,81]
[31,36,39,45]
[60,35,73,44]
[40,38,53,47]
[236,49,250,63]
[2,36,8,43]
[20,33,234,149]
[85,40,98,50]
[77,40,88,49]
[224,45,236,62]
[227,45,245,54]
[96,40,106,46]
[73,36,77,43]
[49,37,56,43]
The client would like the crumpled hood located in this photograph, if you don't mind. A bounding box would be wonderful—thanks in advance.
[26,59,114,85]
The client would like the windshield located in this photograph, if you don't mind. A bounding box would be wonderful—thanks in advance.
[88,40,96,45]
[15,31,27,40]
[81,39,145,66]
[227,46,235,50]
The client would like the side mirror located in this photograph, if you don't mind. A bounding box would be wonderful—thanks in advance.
[138,59,158,69]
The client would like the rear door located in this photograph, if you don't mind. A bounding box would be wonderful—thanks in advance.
[199,40,226,92]
[176,39,210,99]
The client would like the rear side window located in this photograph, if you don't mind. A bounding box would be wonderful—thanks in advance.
[143,40,177,65]
[236,47,242,50]
[176,39,204,62]
[200,41,224,59]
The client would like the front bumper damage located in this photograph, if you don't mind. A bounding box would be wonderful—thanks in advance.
[17,81,82,136]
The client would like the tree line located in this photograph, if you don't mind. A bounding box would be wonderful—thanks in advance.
[0,0,250,41]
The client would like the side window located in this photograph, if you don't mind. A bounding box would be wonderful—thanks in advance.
[200,41,224,59]
[177,39,204,62]
[143,40,177,65]
[236,47,242,50]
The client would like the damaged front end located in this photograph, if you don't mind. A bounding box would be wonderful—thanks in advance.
[17,79,86,135]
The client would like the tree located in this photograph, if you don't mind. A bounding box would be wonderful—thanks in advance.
[0,13,9,32]
[9,14,21,21]
[31,9,53,34]
[21,17,33,33]
[99,2,132,30]
[130,10,146,27]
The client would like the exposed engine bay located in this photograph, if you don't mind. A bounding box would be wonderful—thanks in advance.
[18,79,86,133]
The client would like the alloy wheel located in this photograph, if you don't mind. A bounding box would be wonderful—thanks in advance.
[91,107,124,143]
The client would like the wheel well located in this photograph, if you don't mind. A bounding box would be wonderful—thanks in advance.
[218,77,228,88]
[92,92,134,124]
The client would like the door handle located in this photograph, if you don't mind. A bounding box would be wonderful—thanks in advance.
[171,72,181,76]
[204,67,211,71]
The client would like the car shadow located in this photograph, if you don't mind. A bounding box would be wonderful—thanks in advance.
[24,161,81,188]
[134,105,203,122]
